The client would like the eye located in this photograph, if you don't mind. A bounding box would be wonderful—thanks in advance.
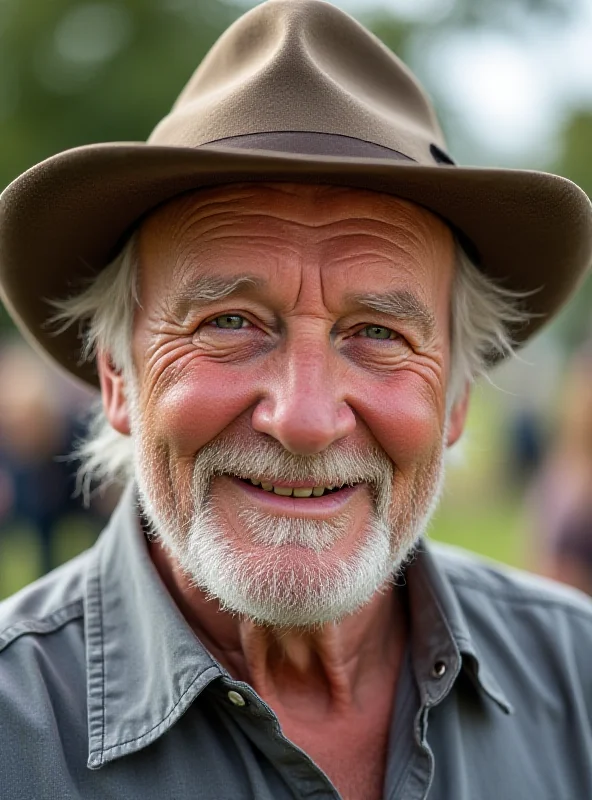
[210,314,250,330]
[357,324,398,340]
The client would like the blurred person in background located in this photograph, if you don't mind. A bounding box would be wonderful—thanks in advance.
[528,341,592,594]
[0,340,112,584]
[0,340,77,576]
[0,3,591,799]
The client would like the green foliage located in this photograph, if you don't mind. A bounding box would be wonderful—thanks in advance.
[0,0,244,333]
[0,0,241,190]
[558,110,592,197]
[438,0,573,29]
[547,110,592,347]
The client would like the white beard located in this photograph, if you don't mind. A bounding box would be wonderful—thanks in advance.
[129,384,446,628]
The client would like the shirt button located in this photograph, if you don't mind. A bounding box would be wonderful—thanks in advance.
[227,690,246,707]
[432,660,447,679]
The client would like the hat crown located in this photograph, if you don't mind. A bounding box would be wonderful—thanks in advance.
[149,0,445,162]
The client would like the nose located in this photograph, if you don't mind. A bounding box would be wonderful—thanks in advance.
[251,338,356,455]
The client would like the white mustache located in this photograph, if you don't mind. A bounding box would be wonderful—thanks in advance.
[191,433,394,490]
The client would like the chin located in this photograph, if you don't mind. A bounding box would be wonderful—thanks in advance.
[164,505,420,628]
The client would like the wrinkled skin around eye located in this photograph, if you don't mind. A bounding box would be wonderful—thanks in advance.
[98,183,469,641]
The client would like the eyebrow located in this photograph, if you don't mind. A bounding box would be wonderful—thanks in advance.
[167,273,264,320]
[167,274,436,341]
[346,289,436,341]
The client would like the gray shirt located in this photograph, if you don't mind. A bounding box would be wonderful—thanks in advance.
[1,485,591,800]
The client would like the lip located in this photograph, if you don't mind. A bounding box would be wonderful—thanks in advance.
[223,476,363,517]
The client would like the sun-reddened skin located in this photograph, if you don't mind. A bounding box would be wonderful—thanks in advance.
[98,183,468,800]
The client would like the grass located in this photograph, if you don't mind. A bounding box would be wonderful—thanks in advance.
[0,516,100,600]
[429,499,525,567]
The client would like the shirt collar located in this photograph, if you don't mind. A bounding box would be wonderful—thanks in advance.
[85,488,512,769]
[405,540,514,715]
[85,484,224,769]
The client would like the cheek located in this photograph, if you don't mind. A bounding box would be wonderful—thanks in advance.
[352,373,445,468]
[144,362,260,455]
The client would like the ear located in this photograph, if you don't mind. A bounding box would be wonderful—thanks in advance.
[446,382,470,447]
[97,351,131,436]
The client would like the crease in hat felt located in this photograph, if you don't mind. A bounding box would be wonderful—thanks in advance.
[150,0,445,161]
[0,0,591,387]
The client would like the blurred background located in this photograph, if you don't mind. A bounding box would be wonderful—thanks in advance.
[0,0,591,599]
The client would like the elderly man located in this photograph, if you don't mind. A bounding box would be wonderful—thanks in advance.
[1,2,591,799]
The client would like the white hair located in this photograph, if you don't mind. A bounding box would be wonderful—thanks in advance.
[50,228,530,500]
[50,234,139,499]
[447,244,531,403]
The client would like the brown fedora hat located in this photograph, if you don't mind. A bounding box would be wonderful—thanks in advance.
[1,0,591,386]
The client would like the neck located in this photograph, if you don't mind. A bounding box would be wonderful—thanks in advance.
[148,536,407,715]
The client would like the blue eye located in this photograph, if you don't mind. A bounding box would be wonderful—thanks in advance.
[212,314,248,329]
[359,325,395,340]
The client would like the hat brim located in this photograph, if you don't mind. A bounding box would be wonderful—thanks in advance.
[1,141,591,387]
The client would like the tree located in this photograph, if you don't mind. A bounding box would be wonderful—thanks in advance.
[0,0,239,190]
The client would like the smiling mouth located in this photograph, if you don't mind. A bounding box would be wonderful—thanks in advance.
[235,477,350,498]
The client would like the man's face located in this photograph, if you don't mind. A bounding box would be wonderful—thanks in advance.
[109,183,462,626]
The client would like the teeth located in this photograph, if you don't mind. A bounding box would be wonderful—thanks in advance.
[273,486,293,496]
[293,487,313,498]
[247,480,339,497]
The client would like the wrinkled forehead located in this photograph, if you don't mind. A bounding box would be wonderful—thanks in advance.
[136,182,456,303]
[139,182,454,246]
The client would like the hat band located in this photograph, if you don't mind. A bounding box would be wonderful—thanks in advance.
[201,131,416,161]
[202,131,457,166]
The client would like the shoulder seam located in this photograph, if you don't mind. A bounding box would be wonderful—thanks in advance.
[0,599,84,654]
[450,576,592,620]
